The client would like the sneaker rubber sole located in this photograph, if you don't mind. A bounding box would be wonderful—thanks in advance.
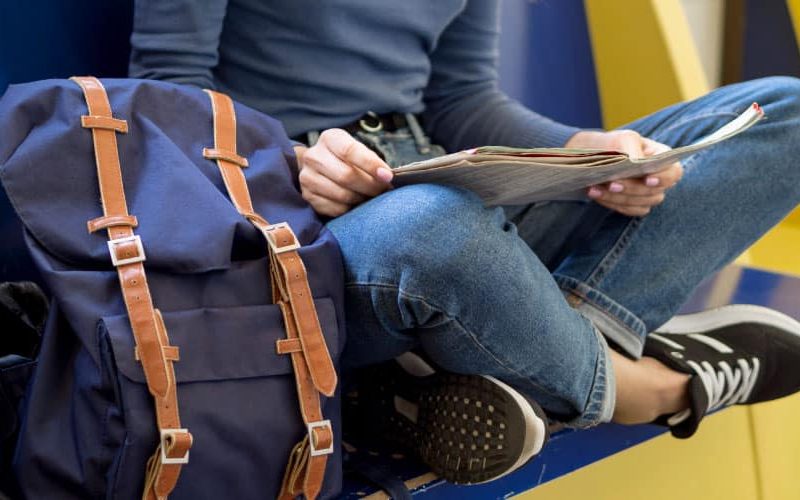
[657,304,800,337]
[363,354,548,484]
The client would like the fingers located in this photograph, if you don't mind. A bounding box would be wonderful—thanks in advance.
[595,163,684,197]
[595,199,656,217]
[588,187,665,208]
[638,138,683,188]
[298,166,368,206]
[574,131,684,217]
[300,189,352,218]
[612,130,646,159]
[642,162,684,190]
[641,138,670,156]
[319,129,394,183]
[297,129,395,217]
[303,146,390,199]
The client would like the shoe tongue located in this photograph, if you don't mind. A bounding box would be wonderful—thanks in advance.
[666,376,710,439]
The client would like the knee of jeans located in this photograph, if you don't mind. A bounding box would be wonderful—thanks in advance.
[389,186,512,277]
[332,183,507,282]
[372,184,489,238]
[385,183,483,214]
[749,76,800,121]
[746,77,800,185]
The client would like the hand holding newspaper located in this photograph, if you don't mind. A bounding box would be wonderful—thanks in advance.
[391,103,764,206]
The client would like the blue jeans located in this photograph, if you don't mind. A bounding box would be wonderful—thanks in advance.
[326,77,800,428]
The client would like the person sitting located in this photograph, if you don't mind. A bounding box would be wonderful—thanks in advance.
[130,0,800,484]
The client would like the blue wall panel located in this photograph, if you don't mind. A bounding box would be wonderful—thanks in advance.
[0,1,133,283]
[0,0,133,94]
[743,0,800,80]
[498,0,603,129]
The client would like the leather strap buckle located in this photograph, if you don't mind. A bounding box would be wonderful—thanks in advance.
[307,420,334,457]
[265,222,301,254]
[160,428,191,465]
[107,235,146,266]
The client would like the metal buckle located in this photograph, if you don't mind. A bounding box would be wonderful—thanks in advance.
[307,420,334,457]
[160,428,190,465]
[107,235,146,266]
[265,222,301,254]
[358,111,383,133]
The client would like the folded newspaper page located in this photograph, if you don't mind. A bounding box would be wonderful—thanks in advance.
[392,103,764,205]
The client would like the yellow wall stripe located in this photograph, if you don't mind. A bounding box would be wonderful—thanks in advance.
[584,0,709,128]
[789,0,800,46]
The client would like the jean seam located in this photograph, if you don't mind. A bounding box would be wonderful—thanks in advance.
[647,111,741,143]
[345,281,580,403]
[558,278,639,334]
[584,217,642,287]
[554,274,646,358]
[576,327,611,426]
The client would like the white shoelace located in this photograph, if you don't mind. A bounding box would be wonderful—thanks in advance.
[687,357,760,412]
[652,333,762,426]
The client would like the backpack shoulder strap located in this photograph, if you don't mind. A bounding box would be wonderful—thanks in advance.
[202,89,336,500]
[71,76,192,500]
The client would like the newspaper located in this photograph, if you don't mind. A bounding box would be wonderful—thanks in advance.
[392,103,765,205]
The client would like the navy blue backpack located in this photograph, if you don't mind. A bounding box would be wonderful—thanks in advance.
[0,77,345,499]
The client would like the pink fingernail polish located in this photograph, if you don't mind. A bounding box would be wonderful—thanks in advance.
[377,167,394,182]
[646,177,660,187]
[609,182,624,193]
[588,187,602,198]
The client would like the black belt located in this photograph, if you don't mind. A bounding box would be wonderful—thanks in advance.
[292,112,411,144]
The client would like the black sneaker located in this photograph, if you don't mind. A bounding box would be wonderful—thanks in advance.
[347,352,549,484]
[644,304,800,438]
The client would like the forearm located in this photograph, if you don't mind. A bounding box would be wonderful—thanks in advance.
[128,0,229,89]
[423,87,582,151]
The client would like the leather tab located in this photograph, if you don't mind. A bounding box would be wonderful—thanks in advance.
[277,338,303,354]
[135,346,180,362]
[87,214,138,233]
[202,147,249,167]
[81,114,129,133]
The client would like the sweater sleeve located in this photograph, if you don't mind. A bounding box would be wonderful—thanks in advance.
[422,0,581,151]
[128,0,229,89]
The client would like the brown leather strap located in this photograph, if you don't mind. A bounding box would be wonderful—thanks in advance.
[276,302,332,500]
[71,77,192,500]
[203,89,336,500]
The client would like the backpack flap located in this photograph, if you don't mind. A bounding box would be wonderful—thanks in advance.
[0,78,322,274]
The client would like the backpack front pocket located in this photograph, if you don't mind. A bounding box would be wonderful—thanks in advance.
[98,298,342,499]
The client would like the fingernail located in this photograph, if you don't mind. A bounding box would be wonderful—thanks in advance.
[588,187,602,198]
[645,177,660,187]
[609,182,624,193]
[376,167,394,182]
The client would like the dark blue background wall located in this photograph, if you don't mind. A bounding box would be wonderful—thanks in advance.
[498,0,602,128]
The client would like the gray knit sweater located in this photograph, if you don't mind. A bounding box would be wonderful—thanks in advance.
[129,0,581,151]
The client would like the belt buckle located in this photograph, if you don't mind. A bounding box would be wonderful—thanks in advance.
[358,111,383,133]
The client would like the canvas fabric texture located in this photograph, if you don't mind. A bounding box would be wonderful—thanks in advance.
[0,78,346,499]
